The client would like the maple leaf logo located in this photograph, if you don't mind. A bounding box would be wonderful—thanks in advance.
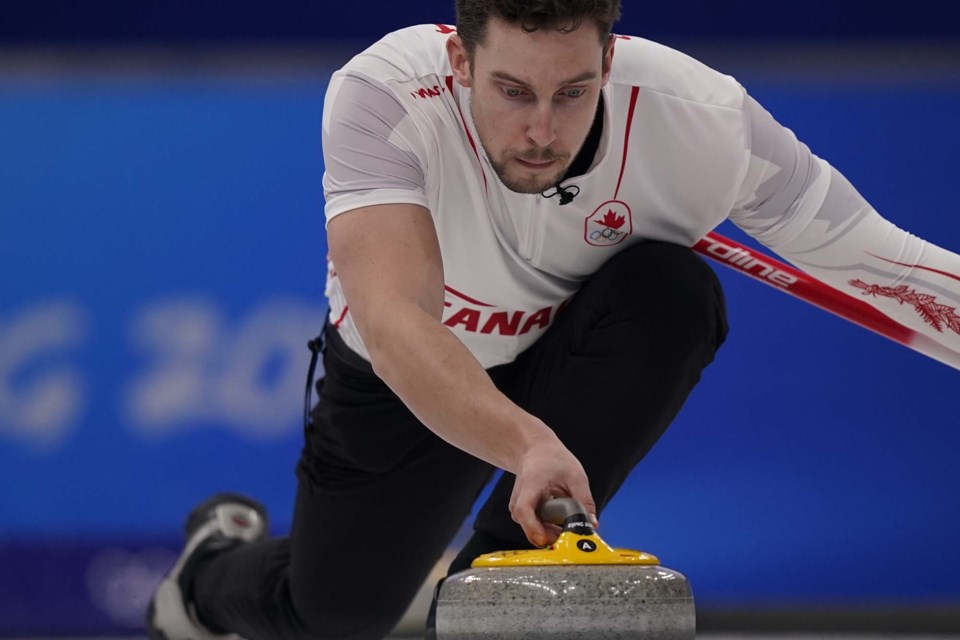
[597,210,626,230]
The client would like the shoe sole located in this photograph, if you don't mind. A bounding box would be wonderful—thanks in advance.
[146,493,270,640]
[146,599,166,640]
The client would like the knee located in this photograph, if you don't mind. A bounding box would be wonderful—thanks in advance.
[586,241,729,352]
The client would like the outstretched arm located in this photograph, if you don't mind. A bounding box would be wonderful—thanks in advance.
[729,94,960,355]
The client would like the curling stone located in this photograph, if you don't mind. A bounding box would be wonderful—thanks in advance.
[433,498,694,639]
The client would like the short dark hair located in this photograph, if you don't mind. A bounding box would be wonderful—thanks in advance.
[455,0,622,55]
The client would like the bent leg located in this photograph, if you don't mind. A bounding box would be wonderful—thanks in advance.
[454,241,728,566]
[192,327,493,640]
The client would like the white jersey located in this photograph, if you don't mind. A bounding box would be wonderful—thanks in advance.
[322,24,960,368]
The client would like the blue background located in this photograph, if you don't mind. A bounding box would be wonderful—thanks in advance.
[1,1,959,635]
[3,0,960,42]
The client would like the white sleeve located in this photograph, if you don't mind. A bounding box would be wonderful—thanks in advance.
[321,72,430,222]
[729,93,960,354]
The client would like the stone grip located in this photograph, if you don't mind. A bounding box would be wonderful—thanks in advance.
[537,497,588,526]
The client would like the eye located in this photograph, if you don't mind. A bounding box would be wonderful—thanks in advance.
[563,87,587,99]
[501,86,526,99]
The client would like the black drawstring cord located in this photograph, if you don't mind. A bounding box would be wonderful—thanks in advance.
[303,331,325,435]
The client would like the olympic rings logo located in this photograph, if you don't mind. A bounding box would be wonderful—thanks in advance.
[584,200,632,247]
[590,228,626,241]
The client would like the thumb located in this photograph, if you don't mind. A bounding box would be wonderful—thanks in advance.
[511,487,550,548]
[518,502,550,548]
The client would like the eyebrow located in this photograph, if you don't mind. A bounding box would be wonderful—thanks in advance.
[490,70,598,88]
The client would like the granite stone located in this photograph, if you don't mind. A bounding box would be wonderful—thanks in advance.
[436,564,695,639]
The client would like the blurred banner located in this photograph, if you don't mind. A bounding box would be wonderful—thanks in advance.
[2,0,959,43]
[0,67,331,634]
[1,40,960,636]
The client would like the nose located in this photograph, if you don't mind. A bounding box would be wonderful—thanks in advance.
[526,103,557,149]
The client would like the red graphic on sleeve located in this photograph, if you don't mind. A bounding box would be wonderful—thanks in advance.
[867,253,960,284]
[850,280,960,335]
[410,85,446,100]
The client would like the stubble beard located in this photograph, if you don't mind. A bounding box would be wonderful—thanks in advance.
[470,93,574,195]
[490,148,570,194]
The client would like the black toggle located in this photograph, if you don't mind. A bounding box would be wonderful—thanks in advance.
[542,183,580,205]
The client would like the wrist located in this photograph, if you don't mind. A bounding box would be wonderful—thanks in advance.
[511,417,561,469]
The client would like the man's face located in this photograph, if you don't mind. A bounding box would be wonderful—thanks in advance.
[448,17,614,194]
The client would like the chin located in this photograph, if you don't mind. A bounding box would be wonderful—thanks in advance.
[502,179,555,195]
[496,165,569,195]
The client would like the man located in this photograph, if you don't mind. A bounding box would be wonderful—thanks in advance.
[149,1,960,639]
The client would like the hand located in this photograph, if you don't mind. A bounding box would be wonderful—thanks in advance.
[508,435,598,547]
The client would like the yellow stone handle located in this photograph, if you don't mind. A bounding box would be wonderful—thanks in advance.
[472,498,660,567]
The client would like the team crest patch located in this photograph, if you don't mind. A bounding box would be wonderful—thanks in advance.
[584,200,632,247]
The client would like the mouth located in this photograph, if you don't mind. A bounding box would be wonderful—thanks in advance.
[515,157,557,170]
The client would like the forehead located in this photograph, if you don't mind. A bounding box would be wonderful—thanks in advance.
[473,15,605,78]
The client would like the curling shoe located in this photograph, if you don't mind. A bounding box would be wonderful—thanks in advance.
[147,493,269,640]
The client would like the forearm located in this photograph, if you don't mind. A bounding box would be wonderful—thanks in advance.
[740,159,960,351]
[731,94,960,351]
[360,302,560,473]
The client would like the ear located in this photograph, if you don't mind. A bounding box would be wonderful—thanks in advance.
[446,35,473,87]
[600,34,616,87]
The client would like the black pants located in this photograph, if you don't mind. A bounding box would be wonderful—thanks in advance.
[191,241,728,640]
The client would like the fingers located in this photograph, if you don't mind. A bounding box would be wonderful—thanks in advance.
[509,485,550,547]
[518,509,549,547]
[510,485,598,547]
[508,438,598,547]
[543,522,563,539]
[562,472,600,530]
[579,494,600,529]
